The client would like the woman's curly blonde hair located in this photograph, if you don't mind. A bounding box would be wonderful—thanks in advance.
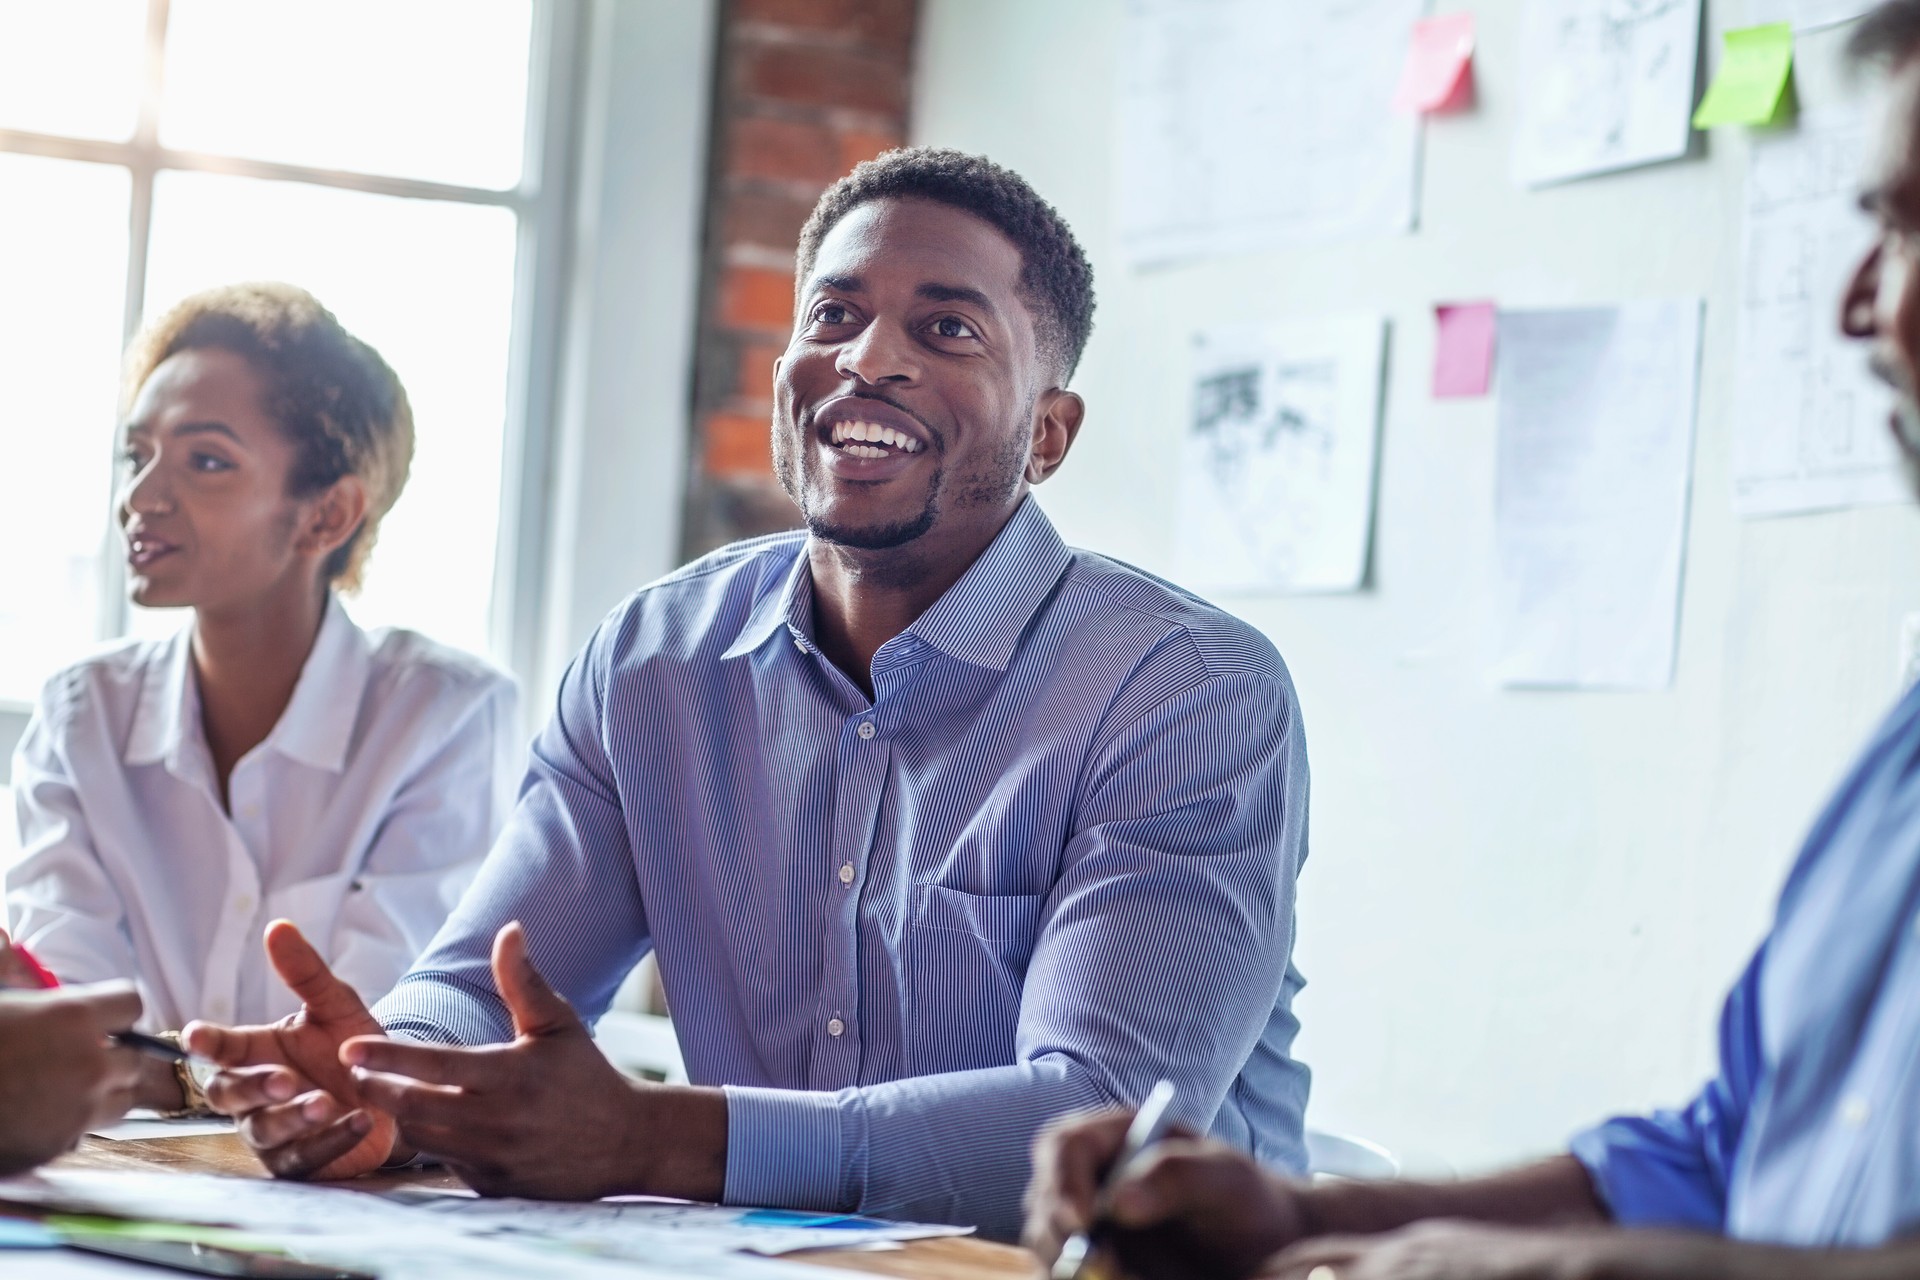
[121,282,414,593]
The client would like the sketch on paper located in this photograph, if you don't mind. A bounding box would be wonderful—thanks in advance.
[1176,318,1386,595]
[1744,0,1876,31]
[1733,105,1904,516]
[1116,0,1424,267]
[1512,0,1702,188]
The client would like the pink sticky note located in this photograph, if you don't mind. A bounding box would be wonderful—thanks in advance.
[1433,301,1497,398]
[1392,13,1476,114]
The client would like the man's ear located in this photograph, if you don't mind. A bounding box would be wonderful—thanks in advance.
[1027,388,1085,485]
[299,475,370,561]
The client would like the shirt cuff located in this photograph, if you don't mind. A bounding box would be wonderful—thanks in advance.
[722,1085,853,1212]
[1567,1117,1724,1231]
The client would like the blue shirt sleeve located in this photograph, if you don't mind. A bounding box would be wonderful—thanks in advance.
[373,620,651,1044]
[723,662,1308,1240]
[1569,944,1767,1231]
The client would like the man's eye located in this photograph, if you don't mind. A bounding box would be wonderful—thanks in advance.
[932,316,976,339]
[813,302,851,325]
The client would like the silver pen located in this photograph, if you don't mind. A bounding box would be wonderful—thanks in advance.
[1052,1080,1179,1280]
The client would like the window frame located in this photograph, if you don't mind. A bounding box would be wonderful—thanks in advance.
[0,0,590,773]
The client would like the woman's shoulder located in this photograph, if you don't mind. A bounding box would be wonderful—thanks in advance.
[33,631,184,720]
[357,624,516,711]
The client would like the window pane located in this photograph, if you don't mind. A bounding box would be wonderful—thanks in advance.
[160,0,532,190]
[0,155,130,705]
[0,0,146,141]
[143,172,518,662]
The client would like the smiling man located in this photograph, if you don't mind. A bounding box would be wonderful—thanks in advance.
[187,149,1311,1240]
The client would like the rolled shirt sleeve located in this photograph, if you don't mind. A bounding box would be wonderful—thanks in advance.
[1570,945,1765,1231]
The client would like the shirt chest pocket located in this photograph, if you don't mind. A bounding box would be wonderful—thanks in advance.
[263,870,356,950]
[904,884,1045,1076]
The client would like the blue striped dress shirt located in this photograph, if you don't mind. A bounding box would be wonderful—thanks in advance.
[375,497,1310,1238]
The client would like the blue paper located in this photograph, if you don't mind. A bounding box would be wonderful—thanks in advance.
[0,1219,60,1248]
[735,1209,884,1230]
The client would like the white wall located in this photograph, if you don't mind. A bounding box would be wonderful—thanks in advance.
[913,1,1920,1174]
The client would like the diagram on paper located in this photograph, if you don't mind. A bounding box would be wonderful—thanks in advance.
[1176,318,1386,595]
[1513,0,1702,188]
[1733,105,1905,516]
[1116,0,1423,266]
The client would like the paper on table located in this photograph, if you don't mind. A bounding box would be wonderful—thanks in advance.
[1392,13,1475,113]
[1493,301,1703,690]
[1513,0,1703,188]
[398,1192,973,1258]
[1116,0,1423,267]
[1745,0,1876,32]
[1433,302,1497,397]
[1692,24,1793,128]
[1733,103,1904,516]
[1175,316,1387,595]
[90,1109,236,1141]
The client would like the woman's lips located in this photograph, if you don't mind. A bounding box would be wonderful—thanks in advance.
[127,539,178,569]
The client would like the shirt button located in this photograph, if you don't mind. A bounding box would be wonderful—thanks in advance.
[235,894,255,913]
[838,863,855,886]
[1841,1096,1872,1128]
[826,1017,845,1037]
[856,721,876,740]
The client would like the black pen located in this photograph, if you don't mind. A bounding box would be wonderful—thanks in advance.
[1053,1079,1179,1280]
[108,1029,191,1063]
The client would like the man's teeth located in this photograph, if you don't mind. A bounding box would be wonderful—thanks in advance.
[829,421,922,456]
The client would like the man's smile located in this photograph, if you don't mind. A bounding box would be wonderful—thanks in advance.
[809,393,937,481]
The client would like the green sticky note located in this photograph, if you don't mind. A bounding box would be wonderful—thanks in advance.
[1692,23,1793,128]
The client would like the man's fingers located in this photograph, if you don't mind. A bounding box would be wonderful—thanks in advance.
[63,980,142,1034]
[264,920,368,1023]
[490,921,578,1040]
[260,1110,374,1183]
[1023,1109,1134,1263]
[183,1020,288,1068]
[348,1068,470,1127]
[203,1064,304,1117]
[1106,1139,1228,1228]
[239,1090,348,1152]
[1262,1235,1366,1279]
[340,1036,487,1089]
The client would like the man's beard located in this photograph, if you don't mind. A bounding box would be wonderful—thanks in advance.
[1870,350,1920,501]
[805,480,941,550]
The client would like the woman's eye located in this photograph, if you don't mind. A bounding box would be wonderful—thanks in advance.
[932,316,976,339]
[119,449,146,471]
[190,452,233,473]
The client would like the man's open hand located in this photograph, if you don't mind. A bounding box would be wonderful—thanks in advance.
[343,921,727,1201]
[1025,1108,1313,1280]
[184,920,397,1181]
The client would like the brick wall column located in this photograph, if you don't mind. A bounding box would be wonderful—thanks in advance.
[684,0,919,555]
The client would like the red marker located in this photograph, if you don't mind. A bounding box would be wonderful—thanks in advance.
[10,941,60,989]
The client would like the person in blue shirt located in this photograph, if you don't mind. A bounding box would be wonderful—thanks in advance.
[183,149,1312,1240]
[1024,9,1920,1278]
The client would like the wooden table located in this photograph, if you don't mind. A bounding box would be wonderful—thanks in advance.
[54,1135,1040,1280]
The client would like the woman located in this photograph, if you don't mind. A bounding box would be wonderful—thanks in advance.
[5,283,518,1112]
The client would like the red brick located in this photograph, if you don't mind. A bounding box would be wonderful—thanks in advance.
[738,340,785,398]
[719,266,796,333]
[722,186,818,251]
[704,411,775,477]
[729,114,844,186]
[740,42,907,117]
[836,127,901,177]
[733,0,916,55]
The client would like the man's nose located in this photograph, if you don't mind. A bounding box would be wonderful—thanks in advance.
[1841,240,1884,340]
[835,321,918,385]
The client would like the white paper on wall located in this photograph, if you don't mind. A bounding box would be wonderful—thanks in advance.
[1493,301,1702,690]
[1512,0,1703,189]
[1745,0,1877,31]
[1176,316,1387,595]
[1115,0,1423,268]
[1732,104,1905,516]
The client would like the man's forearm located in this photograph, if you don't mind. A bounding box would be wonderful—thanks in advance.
[1583,1233,1920,1280]
[1302,1155,1610,1237]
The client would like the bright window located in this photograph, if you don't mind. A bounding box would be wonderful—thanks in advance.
[0,0,543,703]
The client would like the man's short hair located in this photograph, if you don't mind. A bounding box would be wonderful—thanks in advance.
[1850,0,1920,66]
[795,147,1096,384]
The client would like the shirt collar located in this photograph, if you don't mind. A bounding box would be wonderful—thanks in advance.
[718,495,1074,674]
[123,594,371,774]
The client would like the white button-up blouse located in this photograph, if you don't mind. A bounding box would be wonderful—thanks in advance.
[5,596,519,1029]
